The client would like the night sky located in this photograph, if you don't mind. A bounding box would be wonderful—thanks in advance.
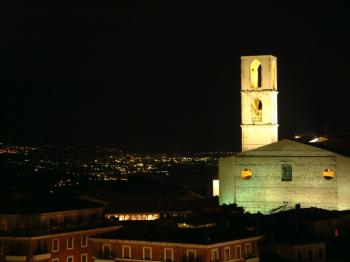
[1,2,349,152]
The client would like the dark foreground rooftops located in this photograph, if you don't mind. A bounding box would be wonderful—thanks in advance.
[91,224,261,245]
[0,194,105,214]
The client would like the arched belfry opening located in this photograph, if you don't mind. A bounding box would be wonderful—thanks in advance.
[250,59,262,88]
[271,60,276,89]
[252,98,262,122]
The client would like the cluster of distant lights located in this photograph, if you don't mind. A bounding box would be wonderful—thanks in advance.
[0,143,232,189]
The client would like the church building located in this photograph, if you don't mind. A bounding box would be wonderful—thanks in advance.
[219,55,350,214]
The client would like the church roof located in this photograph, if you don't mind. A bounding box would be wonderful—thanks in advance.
[238,139,339,157]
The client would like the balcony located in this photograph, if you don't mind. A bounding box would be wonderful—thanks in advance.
[244,254,259,262]
[5,255,27,262]
[94,251,115,262]
[94,259,115,262]
[33,247,51,261]
[33,253,51,261]
[6,248,27,262]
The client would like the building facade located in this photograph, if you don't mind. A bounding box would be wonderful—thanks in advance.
[89,225,262,262]
[219,55,350,214]
[0,197,119,262]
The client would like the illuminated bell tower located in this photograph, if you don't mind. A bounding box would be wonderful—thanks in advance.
[241,55,278,152]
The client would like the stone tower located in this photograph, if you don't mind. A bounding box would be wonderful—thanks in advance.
[241,55,278,151]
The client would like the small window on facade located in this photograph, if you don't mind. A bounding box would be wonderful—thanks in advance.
[67,256,73,262]
[245,243,252,256]
[319,248,323,259]
[323,168,335,180]
[308,250,313,260]
[224,247,230,261]
[0,220,7,231]
[143,247,152,260]
[19,220,25,230]
[0,242,3,255]
[187,250,196,262]
[122,245,131,258]
[241,168,252,180]
[81,253,87,262]
[164,248,173,262]
[281,163,292,181]
[52,239,59,252]
[102,244,111,257]
[81,236,87,247]
[212,249,219,261]
[235,245,241,259]
[67,237,74,250]
[297,251,302,262]
[52,258,59,262]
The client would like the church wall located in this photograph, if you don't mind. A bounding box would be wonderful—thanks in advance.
[234,155,338,214]
[337,155,350,210]
[218,156,236,205]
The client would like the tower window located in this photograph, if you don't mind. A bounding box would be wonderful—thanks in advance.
[272,60,276,89]
[250,59,262,88]
[252,98,262,122]
[281,164,292,181]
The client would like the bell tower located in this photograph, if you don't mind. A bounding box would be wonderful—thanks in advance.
[241,55,278,152]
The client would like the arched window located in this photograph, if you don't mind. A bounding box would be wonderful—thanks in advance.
[252,98,262,122]
[271,60,276,89]
[250,59,262,88]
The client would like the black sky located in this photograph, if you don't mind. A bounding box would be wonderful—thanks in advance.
[1,2,349,152]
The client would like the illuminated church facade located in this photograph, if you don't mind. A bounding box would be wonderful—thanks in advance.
[219,55,350,214]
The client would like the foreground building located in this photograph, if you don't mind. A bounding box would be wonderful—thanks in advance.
[0,195,119,262]
[219,55,350,214]
[89,224,262,262]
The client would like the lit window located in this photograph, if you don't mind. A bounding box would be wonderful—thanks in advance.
[164,248,174,262]
[81,236,87,247]
[281,163,292,181]
[122,245,131,259]
[323,168,335,180]
[52,239,59,252]
[81,253,87,262]
[143,247,152,260]
[241,168,252,180]
[67,237,74,250]
[67,256,73,262]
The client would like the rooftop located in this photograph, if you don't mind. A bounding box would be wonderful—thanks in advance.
[91,224,261,245]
